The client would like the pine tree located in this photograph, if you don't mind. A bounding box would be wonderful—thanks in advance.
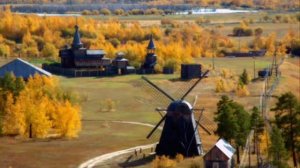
[215,96,238,141]
[272,92,300,168]
[239,69,250,85]
[269,126,289,168]
[215,95,251,164]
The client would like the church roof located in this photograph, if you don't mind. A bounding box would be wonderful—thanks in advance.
[72,25,83,49]
[147,34,156,49]
[0,58,52,78]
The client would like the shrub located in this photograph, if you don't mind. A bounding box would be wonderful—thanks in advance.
[190,162,201,168]
[0,43,10,57]
[236,83,250,97]
[81,10,91,15]
[100,8,111,15]
[100,98,116,112]
[151,155,176,168]
[175,153,184,162]
[114,9,125,15]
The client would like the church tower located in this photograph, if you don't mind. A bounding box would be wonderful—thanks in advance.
[72,25,83,49]
[141,35,157,74]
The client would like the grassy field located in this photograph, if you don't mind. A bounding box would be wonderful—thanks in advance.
[0,56,275,167]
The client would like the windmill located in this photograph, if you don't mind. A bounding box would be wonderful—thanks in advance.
[140,70,213,157]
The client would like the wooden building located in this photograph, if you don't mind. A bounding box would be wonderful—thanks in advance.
[181,64,202,80]
[203,139,235,168]
[140,35,157,74]
[0,58,52,79]
[59,25,110,68]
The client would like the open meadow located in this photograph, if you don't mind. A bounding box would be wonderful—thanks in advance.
[1,56,291,167]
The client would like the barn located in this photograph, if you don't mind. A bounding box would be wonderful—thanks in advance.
[203,139,235,168]
[0,58,52,79]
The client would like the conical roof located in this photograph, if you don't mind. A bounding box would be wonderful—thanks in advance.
[147,34,156,49]
[72,25,83,49]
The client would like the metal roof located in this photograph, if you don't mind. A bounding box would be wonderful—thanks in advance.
[86,50,106,55]
[0,58,52,78]
[215,139,235,159]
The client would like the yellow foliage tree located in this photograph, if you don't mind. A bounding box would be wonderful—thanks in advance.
[1,74,81,138]
[2,93,25,136]
[235,83,250,97]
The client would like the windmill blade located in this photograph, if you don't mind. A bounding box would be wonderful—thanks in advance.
[132,78,172,109]
[147,114,167,139]
[181,70,209,100]
[196,120,212,135]
[142,76,175,102]
[155,107,166,117]
[192,95,198,107]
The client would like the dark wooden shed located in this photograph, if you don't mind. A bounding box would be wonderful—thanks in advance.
[203,139,235,168]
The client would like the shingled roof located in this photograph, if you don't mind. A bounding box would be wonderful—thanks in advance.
[0,58,52,78]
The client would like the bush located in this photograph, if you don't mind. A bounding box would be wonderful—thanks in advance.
[175,153,184,162]
[100,8,111,15]
[152,155,176,168]
[190,162,201,168]
[233,27,253,36]
[236,83,250,97]
[0,44,10,57]
[100,98,116,112]
[114,9,125,15]
[81,10,91,15]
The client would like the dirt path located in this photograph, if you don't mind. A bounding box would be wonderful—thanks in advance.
[78,120,161,168]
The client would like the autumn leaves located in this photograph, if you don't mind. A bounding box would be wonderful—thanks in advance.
[0,74,81,139]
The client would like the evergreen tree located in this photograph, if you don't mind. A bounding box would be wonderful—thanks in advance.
[250,106,265,164]
[215,95,238,142]
[269,126,290,168]
[215,95,251,164]
[272,92,300,168]
[239,69,250,85]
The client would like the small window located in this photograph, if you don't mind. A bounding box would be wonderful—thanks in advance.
[213,162,219,168]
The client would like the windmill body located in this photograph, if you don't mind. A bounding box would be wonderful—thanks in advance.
[142,70,210,158]
[156,100,203,157]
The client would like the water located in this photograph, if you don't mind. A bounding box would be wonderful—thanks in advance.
[17,12,81,17]
[176,8,256,15]
[16,8,256,17]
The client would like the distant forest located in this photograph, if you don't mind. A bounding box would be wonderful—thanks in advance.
[1,0,299,10]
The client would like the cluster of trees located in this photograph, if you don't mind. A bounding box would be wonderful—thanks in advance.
[0,8,237,71]
[215,92,300,167]
[215,68,250,97]
[270,92,300,167]
[82,8,166,16]
[2,0,299,9]
[0,7,298,70]
[0,73,81,138]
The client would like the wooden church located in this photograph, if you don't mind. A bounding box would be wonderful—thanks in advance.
[59,25,110,69]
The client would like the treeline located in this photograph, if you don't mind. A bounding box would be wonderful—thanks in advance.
[1,0,299,10]
[0,8,299,71]
[0,7,235,71]
[0,73,81,138]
